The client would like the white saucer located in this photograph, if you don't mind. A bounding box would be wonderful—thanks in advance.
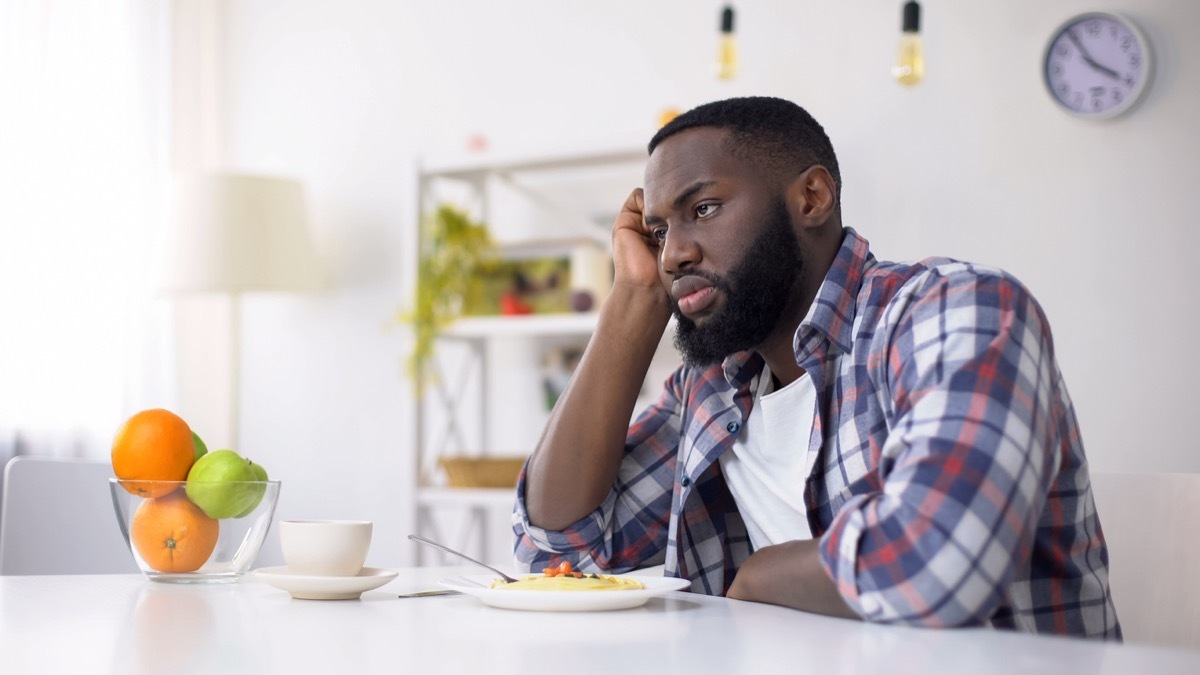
[254,566,398,600]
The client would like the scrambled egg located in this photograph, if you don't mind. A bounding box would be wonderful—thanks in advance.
[490,573,646,591]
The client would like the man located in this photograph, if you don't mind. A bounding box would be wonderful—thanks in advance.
[512,96,1120,639]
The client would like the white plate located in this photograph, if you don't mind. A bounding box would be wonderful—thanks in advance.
[439,574,691,612]
[255,566,398,600]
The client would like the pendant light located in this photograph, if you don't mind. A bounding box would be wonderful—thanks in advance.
[715,5,737,80]
[893,1,925,86]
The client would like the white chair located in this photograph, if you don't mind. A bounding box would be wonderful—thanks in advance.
[0,456,138,574]
[1089,471,1200,650]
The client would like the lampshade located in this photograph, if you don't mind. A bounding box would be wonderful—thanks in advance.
[160,173,321,293]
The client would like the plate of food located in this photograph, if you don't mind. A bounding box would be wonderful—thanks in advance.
[440,563,691,612]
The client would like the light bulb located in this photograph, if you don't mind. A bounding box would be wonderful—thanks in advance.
[716,6,737,80]
[893,1,924,86]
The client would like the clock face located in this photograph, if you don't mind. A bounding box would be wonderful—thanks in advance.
[1043,13,1152,119]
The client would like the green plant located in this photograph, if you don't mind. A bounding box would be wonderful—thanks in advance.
[399,204,496,390]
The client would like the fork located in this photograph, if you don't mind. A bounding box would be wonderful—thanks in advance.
[407,534,519,583]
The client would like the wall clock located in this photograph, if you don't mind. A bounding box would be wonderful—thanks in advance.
[1043,12,1153,120]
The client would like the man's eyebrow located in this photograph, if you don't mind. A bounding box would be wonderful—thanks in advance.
[644,181,717,226]
[673,181,716,210]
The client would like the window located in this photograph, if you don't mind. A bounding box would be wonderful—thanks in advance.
[0,0,172,459]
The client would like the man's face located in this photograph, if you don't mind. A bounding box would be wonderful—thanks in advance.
[670,198,803,366]
[643,127,805,367]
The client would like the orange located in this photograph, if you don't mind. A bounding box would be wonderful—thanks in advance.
[130,491,220,573]
[112,408,195,497]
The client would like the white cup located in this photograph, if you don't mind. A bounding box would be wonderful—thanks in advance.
[279,520,373,577]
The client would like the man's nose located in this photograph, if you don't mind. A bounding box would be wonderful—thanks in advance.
[660,229,701,275]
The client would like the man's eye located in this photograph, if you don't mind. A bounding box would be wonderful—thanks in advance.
[696,203,718,218]
[651,227,667,242]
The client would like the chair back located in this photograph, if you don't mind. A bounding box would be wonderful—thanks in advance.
[1090,471,1200,649]
[0,456,137,574]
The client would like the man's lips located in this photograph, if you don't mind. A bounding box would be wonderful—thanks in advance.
[671,276,719,317]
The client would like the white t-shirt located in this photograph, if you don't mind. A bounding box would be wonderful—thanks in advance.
[718,366,819,550]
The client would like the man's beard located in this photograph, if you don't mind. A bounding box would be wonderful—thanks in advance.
[671,199,805,367]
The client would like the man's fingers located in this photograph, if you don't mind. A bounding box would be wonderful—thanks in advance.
[619,188,644,221]
[614,188,648,239]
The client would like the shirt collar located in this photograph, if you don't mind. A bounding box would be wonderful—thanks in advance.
[796,227,874,358]
[719,227,874,386]
[721,350,763,388]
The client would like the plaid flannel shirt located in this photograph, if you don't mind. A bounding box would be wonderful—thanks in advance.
[513,227,1121,639]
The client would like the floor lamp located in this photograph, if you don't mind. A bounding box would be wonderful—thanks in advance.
[159,173,321,451]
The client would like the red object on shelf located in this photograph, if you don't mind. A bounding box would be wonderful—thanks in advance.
[500,292,534,315]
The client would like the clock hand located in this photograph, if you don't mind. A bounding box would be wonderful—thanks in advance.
[1066,29,1120,80]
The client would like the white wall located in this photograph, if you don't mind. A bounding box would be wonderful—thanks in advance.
[213,0,1200,568]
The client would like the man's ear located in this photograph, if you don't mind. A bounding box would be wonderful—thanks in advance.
[785,166,838,229]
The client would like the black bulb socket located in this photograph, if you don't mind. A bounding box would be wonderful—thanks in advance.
[902,1,920,33]
[721,6,735,34]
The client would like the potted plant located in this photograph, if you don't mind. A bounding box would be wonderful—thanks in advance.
[399,204,496,392]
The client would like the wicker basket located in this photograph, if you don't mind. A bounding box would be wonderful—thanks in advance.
[438,456,526,489]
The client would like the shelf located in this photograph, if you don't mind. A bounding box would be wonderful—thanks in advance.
[417,487,518,508]
[440,313,599,340]
[412,143,649,566]
[420,146,646,180]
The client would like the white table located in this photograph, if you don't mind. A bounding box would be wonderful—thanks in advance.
[2,567,1197,674]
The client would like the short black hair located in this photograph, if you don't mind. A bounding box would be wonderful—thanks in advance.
[648,96,841,205]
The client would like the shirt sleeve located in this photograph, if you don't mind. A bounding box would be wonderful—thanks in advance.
[819,264,1064,626]
[512,367,685,574]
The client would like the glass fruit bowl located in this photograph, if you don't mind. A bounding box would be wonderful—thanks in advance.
[109,478,281,584]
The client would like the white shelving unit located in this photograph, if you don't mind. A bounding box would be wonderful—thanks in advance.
[411,144,653,566]
[440,312,600,340]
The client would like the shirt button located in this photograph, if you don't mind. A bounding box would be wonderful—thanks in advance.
[726,421,741,434]
[681,476,691,488]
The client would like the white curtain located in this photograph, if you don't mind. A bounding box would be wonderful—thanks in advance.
[0,0,175,463]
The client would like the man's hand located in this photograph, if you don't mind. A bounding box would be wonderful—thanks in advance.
[727,540,860,620]
[611,188,663,292]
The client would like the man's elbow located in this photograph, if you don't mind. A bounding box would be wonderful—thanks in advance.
[854,577,1002,628]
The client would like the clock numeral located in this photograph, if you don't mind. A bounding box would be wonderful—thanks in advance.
[1112,89,1123,103]
[1086,20,1100,37]
[1110,24,1119,39]
[1129,54,1141,67]
[1056,43,1069,58]
[1052,63,1063,76]
[1121,36,1133,52]
[1092,98,1103,111]
[1072,92,1083,108]
[1059,83,1070,96]
[1090,86,1106,98]
[1124,75,1135,87]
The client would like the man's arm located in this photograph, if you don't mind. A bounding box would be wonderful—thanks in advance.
[727,540,860,619]
[525,189,673,531]
[820,268,1061,626]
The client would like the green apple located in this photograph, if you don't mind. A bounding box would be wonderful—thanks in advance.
[185,449,267,519]
[192,431,208,462]
[233,461,269,518]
